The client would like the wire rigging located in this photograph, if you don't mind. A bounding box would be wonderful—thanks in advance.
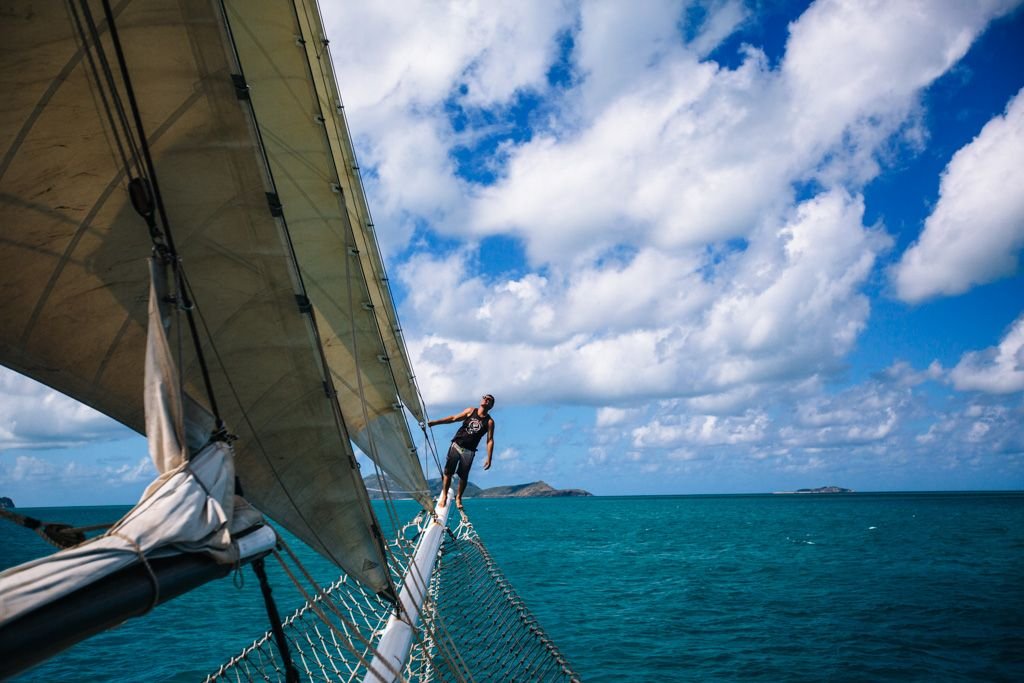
[75,0,226,436]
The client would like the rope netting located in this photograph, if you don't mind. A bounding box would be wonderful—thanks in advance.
[206,512,580,683]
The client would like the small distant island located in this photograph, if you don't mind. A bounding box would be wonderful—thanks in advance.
[775,486,854,494]
[364,475,591,500]
[0,496,14,509]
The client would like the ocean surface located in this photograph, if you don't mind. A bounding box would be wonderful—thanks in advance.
[3,492,1023,682]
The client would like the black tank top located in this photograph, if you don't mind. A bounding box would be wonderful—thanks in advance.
[452,409,491,451]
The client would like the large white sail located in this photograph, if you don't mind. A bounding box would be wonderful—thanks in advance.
[220,0,431,508]
[0,0,401,592]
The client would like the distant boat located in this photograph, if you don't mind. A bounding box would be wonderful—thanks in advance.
[0,2,578,681]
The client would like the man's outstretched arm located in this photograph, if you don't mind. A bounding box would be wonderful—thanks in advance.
[427,407,472,428]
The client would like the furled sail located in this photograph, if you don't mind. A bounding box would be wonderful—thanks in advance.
[0,259,243,625]
[0,0,426,593]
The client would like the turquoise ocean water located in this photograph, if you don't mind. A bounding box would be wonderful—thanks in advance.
[3,492,1023,682]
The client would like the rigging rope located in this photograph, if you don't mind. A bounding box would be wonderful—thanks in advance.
[0,508,111,549]
[72,0,226,434]
[253,557,302,683]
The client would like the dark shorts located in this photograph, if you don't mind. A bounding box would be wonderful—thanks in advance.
[444,442,476,480]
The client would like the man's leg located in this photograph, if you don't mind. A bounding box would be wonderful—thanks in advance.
[455,450,475,509]
[439,473,452,507]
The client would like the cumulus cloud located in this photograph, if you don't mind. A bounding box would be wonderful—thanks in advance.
[893,87,1024,301]
[319,1,1024,491]
[323,1,1011,411]
[595,406,641,428]
[407,188,887,406]
[0,368,131,450]
[460,0,1015,265]
[0,453,154,492]
[577,356,1022,490]
[949,315,1024,393]
[632,411,768,448]
[314,1,1024,489]
[321,0,575,252]
[321,0,1013,416]
[916,402,1023,455]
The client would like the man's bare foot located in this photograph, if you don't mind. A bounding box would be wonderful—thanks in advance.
[456,499,464,510]
[438,496,448,508]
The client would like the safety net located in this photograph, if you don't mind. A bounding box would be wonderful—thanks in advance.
[206,511,581,683]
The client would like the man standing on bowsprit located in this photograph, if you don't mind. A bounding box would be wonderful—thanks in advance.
[428,394,496,510]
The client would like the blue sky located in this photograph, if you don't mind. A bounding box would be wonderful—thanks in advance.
[2,0,1023,505]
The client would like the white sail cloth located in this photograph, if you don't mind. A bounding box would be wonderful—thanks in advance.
[0,0,421,592]
[221,0,431,507]
[0,262,252,627]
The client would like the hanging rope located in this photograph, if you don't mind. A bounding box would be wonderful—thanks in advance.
[252,557,301,683]
[0,508,111,549]
[72,0,226,436]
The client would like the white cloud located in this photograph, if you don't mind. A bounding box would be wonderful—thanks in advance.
[687,0,750,59]
[324,0,1016,372]
[325,1,572,112]
[109,457,157,485]
[949,315,1024,393]
[573,0,688,112]
[314,1,1023,490]
[595,406,640,428]
[782,0,1007,158]
[456,0,1016,266]
[0,368,131,450]
[780,377,910,449]
[0,453,155,495]
[321,1,575,253]
[408,188,887,408]
[632,411,768,447]
[893,87,1024,301]
[5,454,57,482]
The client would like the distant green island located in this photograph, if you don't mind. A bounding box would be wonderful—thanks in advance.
[363,475,591,500]
[0,496,14,509]
[775,486,854,494]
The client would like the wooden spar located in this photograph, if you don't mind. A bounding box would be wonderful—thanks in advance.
[366,502,452,682]
[0,525,276,680]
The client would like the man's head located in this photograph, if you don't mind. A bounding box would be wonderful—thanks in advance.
[481,394,495,410]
